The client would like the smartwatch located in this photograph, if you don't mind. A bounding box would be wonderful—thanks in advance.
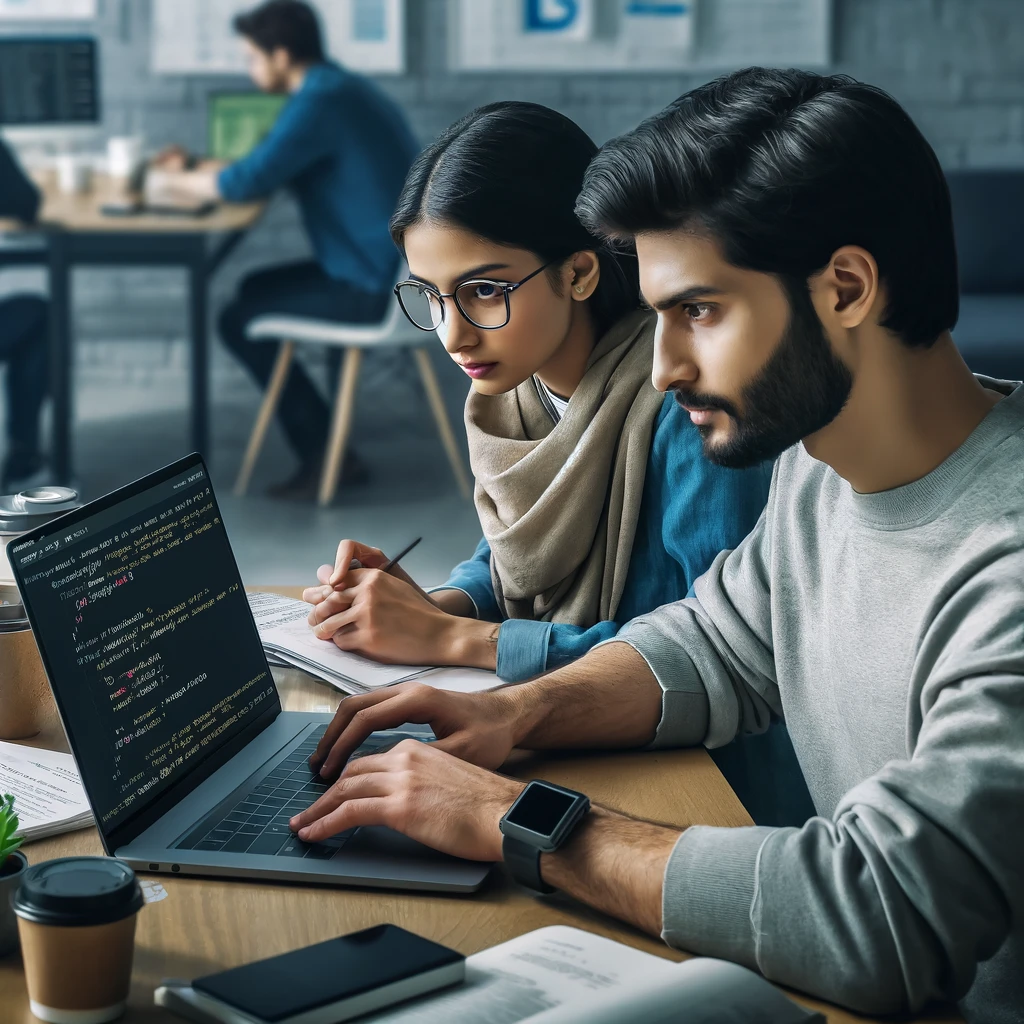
[499,780,590,895]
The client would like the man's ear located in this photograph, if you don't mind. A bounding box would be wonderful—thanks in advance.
[569,250,601,301]
[811,246,880,330]
[271,46,293,74]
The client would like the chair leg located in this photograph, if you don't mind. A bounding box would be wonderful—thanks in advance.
[318,347,362,507]
[413,347,472,500]
[234,340,295,497]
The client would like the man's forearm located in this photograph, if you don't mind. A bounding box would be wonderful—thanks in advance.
[540,805,680,936]
[502,641,663,751]
[185,168,223,201]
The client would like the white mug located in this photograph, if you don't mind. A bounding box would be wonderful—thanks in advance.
[106,135,144,180]
[55,154,92,195]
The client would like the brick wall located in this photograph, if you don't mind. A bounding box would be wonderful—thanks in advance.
[3,0,1024,375]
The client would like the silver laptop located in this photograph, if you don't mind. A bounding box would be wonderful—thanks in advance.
[11,454,489,893]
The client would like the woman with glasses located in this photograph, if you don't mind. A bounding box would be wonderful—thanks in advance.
[304,102,772,691]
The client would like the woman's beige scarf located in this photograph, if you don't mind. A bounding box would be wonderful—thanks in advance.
[465,310,663,626]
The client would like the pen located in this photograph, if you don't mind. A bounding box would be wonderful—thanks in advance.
[346,536,423,575]
[380,536,423,573]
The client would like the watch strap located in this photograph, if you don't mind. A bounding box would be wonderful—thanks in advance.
[502,834,556,895]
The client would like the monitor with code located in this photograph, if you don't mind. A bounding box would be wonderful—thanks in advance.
[0,37,99,126]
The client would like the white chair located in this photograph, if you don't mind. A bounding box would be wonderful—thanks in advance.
[233,284,473,507]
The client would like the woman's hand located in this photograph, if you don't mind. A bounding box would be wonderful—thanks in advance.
[302,538,432,608]
[307,568,499,669]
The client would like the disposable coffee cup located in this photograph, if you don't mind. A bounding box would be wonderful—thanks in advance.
[0,592,53,740]
[13,857,144,1023]
[0,487,80,740]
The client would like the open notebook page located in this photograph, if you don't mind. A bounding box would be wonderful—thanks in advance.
[360,926,821,1024]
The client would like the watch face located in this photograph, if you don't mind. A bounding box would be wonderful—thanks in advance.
[505,784,577,837]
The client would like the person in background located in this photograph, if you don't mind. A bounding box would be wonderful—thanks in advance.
[0,139,49,491]
[157,0,419,498]
[303,103,808,827]
[291,70,1023,1022]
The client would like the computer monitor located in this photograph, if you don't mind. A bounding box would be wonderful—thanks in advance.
[208,92,287,162]
[0,36,100,126]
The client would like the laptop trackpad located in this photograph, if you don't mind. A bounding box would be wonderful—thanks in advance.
[344,826,458,865]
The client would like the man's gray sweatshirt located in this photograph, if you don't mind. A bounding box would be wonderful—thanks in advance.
[615,378,1024,1022]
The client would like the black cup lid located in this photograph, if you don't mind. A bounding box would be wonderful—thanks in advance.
[11,857,143,927]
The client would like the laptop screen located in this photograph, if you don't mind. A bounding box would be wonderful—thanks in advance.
[12,458,280,837]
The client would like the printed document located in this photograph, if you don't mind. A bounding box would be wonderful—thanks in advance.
[0,741,92,840]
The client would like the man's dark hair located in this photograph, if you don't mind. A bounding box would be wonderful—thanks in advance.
[576,67,959,348]
[234,0,325,63]
[391,102,641,338]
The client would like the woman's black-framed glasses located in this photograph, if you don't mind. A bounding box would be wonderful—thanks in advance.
[394,260,559,334]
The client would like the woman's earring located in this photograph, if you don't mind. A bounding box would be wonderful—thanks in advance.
[574,284,585,294]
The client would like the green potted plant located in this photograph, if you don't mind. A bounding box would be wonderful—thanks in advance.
[0,793,27,956]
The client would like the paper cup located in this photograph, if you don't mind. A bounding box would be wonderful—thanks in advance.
[13,858,144,1024]
[0,609,53,741]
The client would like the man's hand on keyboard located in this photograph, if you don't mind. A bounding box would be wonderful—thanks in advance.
[291,739,524,862]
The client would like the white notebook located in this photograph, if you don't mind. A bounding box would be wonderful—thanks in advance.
[247,592,498,696]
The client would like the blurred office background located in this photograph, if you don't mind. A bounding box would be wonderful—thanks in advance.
[0,0,1021,585]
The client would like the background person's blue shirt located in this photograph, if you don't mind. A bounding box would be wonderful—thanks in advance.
[435,395,773,682]
[218,62,419,295]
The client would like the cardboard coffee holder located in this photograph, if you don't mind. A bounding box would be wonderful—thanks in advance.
[12,857,145,1024]
[0,618,54,740]
[18,916,138,1021]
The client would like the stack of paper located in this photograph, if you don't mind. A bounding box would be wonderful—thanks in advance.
[0,742,93,841]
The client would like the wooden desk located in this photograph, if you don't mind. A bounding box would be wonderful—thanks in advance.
[0,589,960,1024]
[0,171,265,481]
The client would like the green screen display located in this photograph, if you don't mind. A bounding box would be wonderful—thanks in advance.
[208,93,288,162]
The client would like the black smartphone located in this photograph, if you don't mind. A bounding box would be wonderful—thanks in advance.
[187,924,465,1023]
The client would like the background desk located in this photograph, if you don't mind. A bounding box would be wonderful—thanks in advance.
[0,588,962,1024]
[0,173,265,482]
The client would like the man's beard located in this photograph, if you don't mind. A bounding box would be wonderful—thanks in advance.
[673,281,854,468]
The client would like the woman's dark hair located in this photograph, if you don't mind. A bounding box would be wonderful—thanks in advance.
[390,102,641,338]
[234,0,325,63]
[576,67,958,348]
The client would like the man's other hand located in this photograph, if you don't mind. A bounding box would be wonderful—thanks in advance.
[309,682,526,778]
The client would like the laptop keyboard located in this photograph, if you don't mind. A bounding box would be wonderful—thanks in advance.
[175,725,355,860]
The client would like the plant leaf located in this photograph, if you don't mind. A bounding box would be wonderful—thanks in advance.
[0,794,20,859]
